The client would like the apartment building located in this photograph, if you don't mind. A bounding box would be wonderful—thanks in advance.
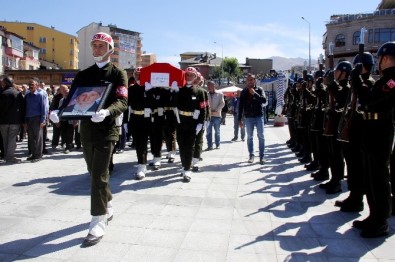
[323,0,395,68]
[0,21,79,69]
[77,22,142,70]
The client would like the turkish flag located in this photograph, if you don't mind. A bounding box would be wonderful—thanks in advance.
[140,63,186,87]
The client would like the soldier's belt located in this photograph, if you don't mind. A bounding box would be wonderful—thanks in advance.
[363,112,379,120]
[131,110,144,115]
[164,107,173,111]
[179,110,194,117]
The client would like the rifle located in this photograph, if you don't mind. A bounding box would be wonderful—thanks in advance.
[323,42,336,136]
[337,27,366,142]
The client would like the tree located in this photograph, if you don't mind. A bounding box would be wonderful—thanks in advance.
[222,57,242,85]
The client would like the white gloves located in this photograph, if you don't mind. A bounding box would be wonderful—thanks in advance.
[170,81,179,92]
[145,82,153,92]
[203,120,209,130]
[91,109,110,123]
[196,123,203,135]
[49,110,60,123]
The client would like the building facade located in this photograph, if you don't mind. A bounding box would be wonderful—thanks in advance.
[323,1,395,69]
[77,22,142,70]
[141,53,157,68]
[0,21,79,69]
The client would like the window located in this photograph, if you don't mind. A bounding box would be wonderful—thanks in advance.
[27,26,34,30]
[353,31,360,45]
[40,48,46,54]
[39,37,46,43]
[69,50,74,55]
[368,28,395,43]
[70,39,74,44]
[335,34,346,47]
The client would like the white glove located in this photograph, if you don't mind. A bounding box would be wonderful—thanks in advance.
[49,110,60,123]
[196,123,203,135]
[145,82,153,92]
[170,81,179,92]
[91,109,110,123]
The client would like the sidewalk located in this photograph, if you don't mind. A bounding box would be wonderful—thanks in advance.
[0,116,394,261]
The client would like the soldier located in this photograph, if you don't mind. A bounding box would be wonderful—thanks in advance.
[192,72,209,172]
[162,83,178,164]
[50,32,128,246]
[319,61,351,194]
[146,82,167,170]
[307,70,325,172]
[285,79,298,149]
[128,67,154,180]
[352,42,395,238]
[335,52,375,212]
[310,70,331,181]
[174,67,206,182]
[291,78,304,155]
[297,74,315,165]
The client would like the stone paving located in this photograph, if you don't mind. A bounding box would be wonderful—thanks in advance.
[0,116,394,261]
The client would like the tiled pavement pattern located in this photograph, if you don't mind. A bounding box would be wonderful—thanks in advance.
[0,116,394,261]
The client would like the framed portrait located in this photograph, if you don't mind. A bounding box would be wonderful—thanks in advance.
[59,82,112,120]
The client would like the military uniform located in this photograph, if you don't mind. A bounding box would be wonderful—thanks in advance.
[162,88,177,162]
[175,85,206,181]
[128,82,153,177]
[310,79,330,180]
[354,65,394,237]
[148,87,167,169]
[70,62,128,217]
[320,78,349,193]
[192,86,209,171]
[336,72,375,211]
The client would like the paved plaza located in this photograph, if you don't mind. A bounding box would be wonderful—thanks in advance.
[0,116,394,261]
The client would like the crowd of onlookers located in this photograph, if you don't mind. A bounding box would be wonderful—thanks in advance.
[0,76,82,163]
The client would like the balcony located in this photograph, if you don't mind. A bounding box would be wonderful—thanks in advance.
[5,47,24,58]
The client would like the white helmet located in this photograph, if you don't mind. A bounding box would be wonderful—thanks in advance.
[91,32,114,62]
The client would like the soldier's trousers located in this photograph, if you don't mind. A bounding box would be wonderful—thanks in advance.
[327,136,344,182]
[342,119,364,198]
[131,116,151,164]
[151,117,164,158]
[193,128,204,159]
[163,115,177,153]
[82,139,114,216]
[176,124,196,171]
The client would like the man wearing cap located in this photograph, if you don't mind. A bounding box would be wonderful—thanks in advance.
[50,32,128,247]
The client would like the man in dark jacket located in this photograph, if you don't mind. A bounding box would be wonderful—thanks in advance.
[50,32,128,247]
[0,75,24,163]
[238,74,267,164]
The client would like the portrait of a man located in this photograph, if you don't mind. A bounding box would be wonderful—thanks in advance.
[62,86,106,116]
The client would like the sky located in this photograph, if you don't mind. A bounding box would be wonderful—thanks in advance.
[2,0,380,68]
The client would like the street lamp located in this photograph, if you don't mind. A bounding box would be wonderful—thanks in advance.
[301,17,311,72]
[213,41,223,85]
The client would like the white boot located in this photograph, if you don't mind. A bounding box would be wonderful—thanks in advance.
[153,157,161,170]
[167,151,176,163]
[107,201,113,221]
[192,157,200,172]
[88,215,107,237]
[135,164,146,180]
[183,170,192,183]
